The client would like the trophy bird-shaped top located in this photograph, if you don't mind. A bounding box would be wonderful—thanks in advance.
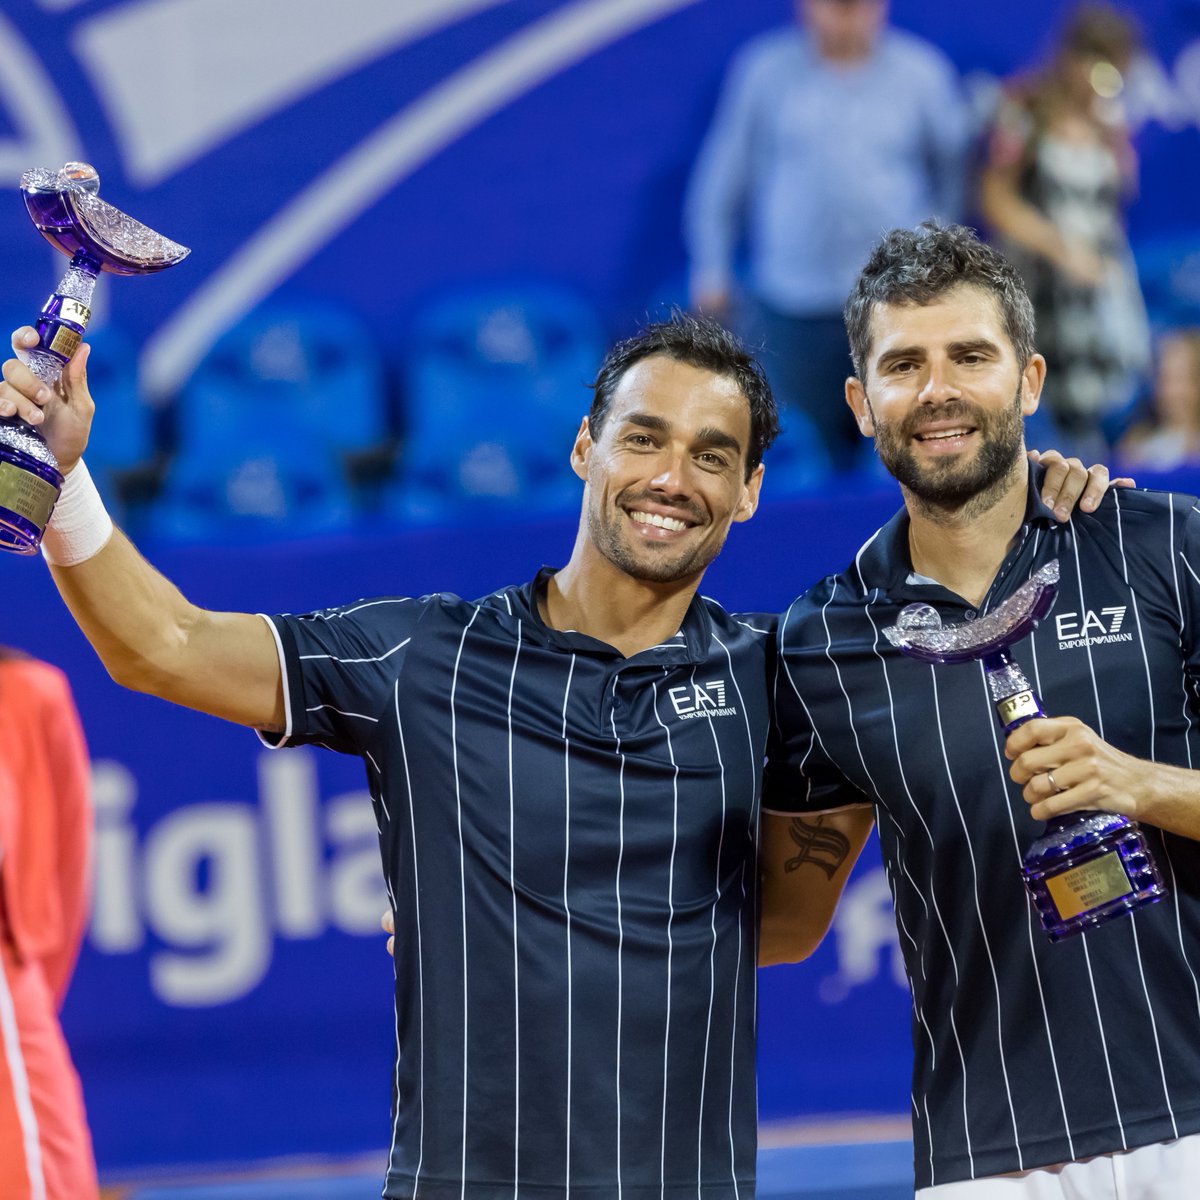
[882,559,1061,665]
[20,162,190,274]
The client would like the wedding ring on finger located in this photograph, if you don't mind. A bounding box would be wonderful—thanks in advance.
[1046,770,1062,794]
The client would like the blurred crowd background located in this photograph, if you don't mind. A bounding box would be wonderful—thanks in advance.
[4,0,1200,1179]
[5,0,1200,548]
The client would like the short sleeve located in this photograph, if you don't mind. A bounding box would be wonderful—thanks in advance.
[762,605,873,816]
[262,594,439,755]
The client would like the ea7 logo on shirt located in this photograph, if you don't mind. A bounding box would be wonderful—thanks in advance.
[669,680,738,720]
[1056,607,1132,650]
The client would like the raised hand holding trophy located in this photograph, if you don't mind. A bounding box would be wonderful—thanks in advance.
[883,560,1167,941]
[0,162,189,553]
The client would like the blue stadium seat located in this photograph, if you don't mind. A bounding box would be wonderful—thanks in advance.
[80,324,156,508]
[386,280,606,524]
[761,406,834,496]
[147,300,387,541]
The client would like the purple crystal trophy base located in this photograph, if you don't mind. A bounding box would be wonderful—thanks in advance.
[0,162,189,553]
[883,560,1166,941]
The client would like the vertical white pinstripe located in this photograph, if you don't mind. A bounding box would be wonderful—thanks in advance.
[609,675,626,1200]
[1112,492,1179,1134]
[650,680,679,1200]
[506,625,523,1199]
[1065,527,1106,736]
[391,682,426,1196]
[1165,502,1200,1024]
[714,629,759,1195]
[365,750,389,826]
[818,576,956,1182]
[1167,504,1193,755]
[981,651,1075,1162]
[1065,525,1134,1146]
[561,655,577,1196]
[450,608,481,1200]
[1079,932,1127,1149]
[1113,492,1158,761]
[1022,538,1089,1158]
[692,660,732,1198]
[0,950,44,1200]
[929,667,1016,1171]
[819,582,885,796]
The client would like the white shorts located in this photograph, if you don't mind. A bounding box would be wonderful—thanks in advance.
[916,1132,1200,1199]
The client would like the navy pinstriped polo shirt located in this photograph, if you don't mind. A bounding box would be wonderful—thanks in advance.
[263,569,773,1199]
[766,466,1200,1188]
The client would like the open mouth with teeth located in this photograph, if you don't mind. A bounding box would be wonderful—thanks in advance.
[628,509,693,534]
[913,426,976,449]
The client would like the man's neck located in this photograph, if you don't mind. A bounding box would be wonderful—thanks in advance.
[903,461,1030,609]
[817,43,872,66]
[543,539,701,659]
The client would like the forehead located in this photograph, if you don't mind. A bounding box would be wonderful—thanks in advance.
[867,285,1014,363]
[607,356,751,436]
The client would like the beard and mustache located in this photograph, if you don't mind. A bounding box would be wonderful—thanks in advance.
[586,488,721,585]
[867,386,1026,512]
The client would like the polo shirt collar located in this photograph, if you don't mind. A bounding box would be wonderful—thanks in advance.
[507,567,713,663]
[855,462,1056,596]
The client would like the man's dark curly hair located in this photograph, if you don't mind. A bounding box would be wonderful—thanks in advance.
[844,222,1037,379]
[589,311,779,480]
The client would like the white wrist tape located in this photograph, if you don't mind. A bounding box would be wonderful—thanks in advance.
[40,459,114,566]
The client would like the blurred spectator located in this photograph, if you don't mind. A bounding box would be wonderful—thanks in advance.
[683,0,968,471]
[978,2,1150,458]
[0,648,98,1200]
[1116,329,1200,472]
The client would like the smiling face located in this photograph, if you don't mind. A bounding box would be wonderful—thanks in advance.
[573,355,763,585]
[845,284,1046,511]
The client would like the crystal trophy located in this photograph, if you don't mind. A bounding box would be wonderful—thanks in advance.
[883,560,1166,941]
[0,162,190,553]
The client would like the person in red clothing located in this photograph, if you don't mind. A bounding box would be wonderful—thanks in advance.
[0,648,97,1200]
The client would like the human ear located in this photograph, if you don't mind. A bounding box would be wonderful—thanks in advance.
[571,416,593,482]
[846,377,874,436]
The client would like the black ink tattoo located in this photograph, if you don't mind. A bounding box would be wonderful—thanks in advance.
[784,816,851,879]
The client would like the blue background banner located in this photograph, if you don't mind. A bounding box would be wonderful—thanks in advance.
[0,0,1198,1172]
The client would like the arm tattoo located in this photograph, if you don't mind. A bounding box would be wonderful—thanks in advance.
[784,816,852,880]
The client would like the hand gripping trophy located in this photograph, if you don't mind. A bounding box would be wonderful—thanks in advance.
[0,162,189,553]
[883,560,1167,941]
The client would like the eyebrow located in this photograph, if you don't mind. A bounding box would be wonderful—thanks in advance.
[694,426,743,455]
[620,412,743,455]
[947,338,1001,357]
[875,337,1002,370]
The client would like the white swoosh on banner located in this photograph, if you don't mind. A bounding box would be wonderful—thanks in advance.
[139,0,699,400]
[0,11,81,182]
[73,0,511,187]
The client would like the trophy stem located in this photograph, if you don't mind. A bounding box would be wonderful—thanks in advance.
[30,249,100,386]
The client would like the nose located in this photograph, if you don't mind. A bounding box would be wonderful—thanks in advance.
[918,358,961,405]
[648,445,695,499]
